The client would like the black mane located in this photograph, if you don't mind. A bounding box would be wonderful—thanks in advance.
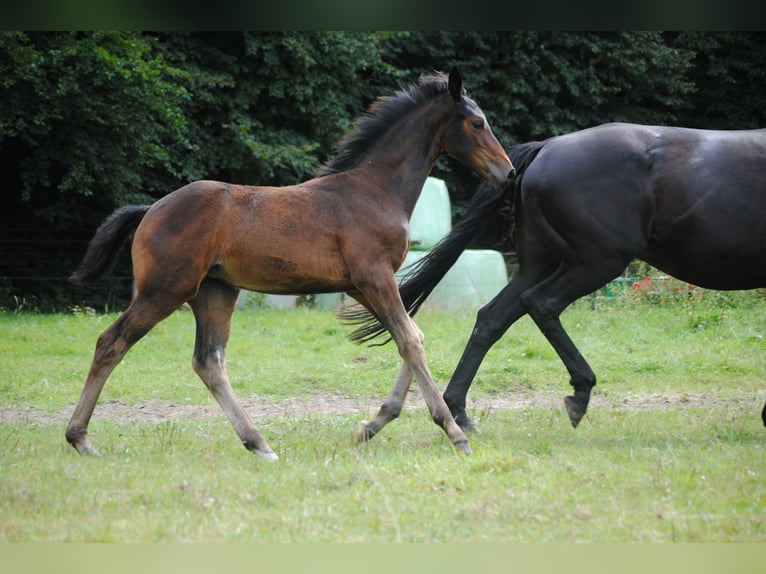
[318,72,460,177]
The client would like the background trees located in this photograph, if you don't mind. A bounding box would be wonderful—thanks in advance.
[2,31,765,310]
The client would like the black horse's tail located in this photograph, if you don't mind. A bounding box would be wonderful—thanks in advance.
[70,205,151,284]
[342,140,546,345]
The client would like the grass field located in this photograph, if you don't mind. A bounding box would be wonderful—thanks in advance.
[1,284,765,542]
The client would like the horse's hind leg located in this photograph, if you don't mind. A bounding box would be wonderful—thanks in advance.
[189,279,277,462]
[358,362,413,442]
[66,297,177,455]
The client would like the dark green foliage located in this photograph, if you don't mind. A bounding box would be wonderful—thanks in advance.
[0,32,193,224]
[2,31,765,310]
[669,32,766,129]
[155,32,388,187]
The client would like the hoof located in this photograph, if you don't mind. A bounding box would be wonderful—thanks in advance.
[564,395,586,428]
[453,439,472,456]
[461,419,481,434]
[80,446,102,457]
[454,411,481,434]
[70,439,101,457]
[356,421,376,443]
[256,449,279,463]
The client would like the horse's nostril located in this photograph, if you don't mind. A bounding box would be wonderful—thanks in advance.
[509,167,516,179]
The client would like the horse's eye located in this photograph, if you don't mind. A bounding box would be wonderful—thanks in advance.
[472,120,484,131]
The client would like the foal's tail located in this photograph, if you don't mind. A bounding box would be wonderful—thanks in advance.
[70,205,151,284]
[343,139,546,345]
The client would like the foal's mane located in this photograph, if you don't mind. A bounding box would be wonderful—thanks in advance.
[318,72,461,177]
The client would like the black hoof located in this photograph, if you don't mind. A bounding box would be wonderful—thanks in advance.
[454,410,481,434]
[564,395,587,428]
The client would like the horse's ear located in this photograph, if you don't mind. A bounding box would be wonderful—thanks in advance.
[448,66,463,102]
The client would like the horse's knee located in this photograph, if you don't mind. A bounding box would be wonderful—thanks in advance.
[192,357,213,384]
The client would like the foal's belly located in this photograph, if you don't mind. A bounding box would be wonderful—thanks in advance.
[208,248,353,295]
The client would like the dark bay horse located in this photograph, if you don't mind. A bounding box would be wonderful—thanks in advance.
[67,68,513,461]
[348,122,766,432]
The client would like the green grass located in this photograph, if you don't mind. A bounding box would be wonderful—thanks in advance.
[2,408,763,542]
[1,288,765,542]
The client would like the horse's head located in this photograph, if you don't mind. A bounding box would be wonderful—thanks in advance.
[442,67,515,190]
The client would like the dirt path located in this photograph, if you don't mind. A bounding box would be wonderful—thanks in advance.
[2,390,762,425]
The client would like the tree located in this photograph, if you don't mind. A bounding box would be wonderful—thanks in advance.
[156,31,389,187]
[3,31,766,311]
[669,32,766,129]
[0,31,195,310]
[0,31,194,229]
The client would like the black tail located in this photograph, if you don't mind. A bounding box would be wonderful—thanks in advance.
[69,205,151,284]
[342,140,546,345]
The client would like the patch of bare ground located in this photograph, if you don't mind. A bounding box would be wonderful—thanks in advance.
[1,390,762,425]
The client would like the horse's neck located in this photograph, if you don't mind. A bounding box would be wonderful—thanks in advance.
[358,103,449,216]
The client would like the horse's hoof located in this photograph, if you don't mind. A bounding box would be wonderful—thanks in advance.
[454,412,481,434]
[564,395,586,428]
[454,439,472,456]
[74,441,101,457]
[356,421,376,443]
[461,419,482,434]
[257,449,279,463]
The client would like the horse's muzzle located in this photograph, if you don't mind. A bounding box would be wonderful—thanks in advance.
[488,165,515,190]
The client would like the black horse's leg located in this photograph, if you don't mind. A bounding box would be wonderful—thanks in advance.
[526,311,596,428]
[520,262,626,427]
[443,276,538,432]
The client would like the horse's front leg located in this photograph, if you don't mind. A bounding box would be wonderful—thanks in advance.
[352,272,471,455]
